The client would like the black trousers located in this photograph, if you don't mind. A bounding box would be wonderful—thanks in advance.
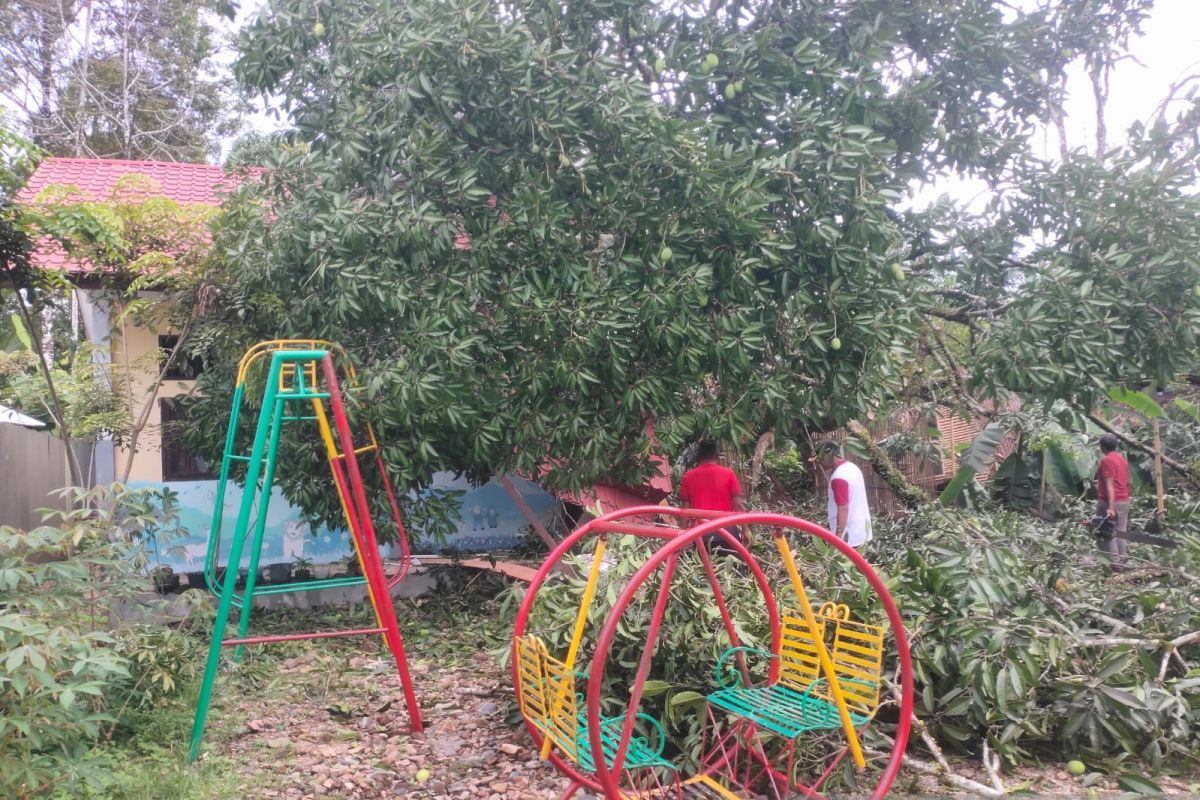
[702,526,744,556]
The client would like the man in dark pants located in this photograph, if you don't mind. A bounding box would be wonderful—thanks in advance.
[1095,433,1131,569]
[679,440,746,553]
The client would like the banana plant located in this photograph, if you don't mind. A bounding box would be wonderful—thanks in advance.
[938,422,1009,506]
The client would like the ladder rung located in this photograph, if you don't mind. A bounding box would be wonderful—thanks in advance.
[281,415,319,421]
[333,444,377,459]
[226,454,271,464]
[280,392,330,400]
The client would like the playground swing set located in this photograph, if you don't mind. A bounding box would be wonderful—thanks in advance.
[512,510,912,800]
[189,341,913,799]
[188,340,422,762]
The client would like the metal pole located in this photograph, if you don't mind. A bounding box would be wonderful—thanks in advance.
[232,388,288,661]
[189,353,285,762]
[320,354,423,733]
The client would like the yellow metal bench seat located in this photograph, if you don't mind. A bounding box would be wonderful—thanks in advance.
[516,634,675,773]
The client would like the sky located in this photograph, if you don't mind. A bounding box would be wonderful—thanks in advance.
[1054,0,1199,154]
[227,0,1200,165]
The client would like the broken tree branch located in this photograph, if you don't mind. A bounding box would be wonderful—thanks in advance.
[1042,629,1200,652]
[498,475,558,551]
[883,681,1007,798]
[846,419,927,510]
[982,741,1006,795]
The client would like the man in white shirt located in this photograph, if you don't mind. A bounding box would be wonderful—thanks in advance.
[815,441,873,548]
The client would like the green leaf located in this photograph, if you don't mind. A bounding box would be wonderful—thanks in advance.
[668,691,705,709]
[1115,774,1162,795]
[640,680,671,698]
[1107,386,1163,419]
[1172,397,1200,424]
[940,422,1008,506]
[10,313,31,351]
[1098,686,1145,709]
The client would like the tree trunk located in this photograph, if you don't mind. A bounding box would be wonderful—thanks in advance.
[73,0,93,157]
[33,6,59,148]
[121,0,132,157]
[1089,57,1109,154]
[12,288,84,487]
[749,430,774,489]
[846,420,927,510]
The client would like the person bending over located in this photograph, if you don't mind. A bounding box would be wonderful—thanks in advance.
[815,440,873,548]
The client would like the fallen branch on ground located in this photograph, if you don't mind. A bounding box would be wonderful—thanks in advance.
[884,681,1008,798]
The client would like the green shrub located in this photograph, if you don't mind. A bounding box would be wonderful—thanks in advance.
[763,446,809,497]
[0,485,211,798]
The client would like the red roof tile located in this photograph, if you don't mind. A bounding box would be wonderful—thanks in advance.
[16,157,259,274]
[16,157,244,206]
[554,482,671,515]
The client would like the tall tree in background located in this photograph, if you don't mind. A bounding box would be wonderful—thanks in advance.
[0,0,240,161]
[222,130,293,169]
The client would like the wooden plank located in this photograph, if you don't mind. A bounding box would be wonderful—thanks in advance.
[412,556,539,583]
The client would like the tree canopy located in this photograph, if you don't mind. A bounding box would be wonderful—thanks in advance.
[186,0,1200,523]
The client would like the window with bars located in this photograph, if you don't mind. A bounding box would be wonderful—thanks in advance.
[159,397,215,482]
[159,335,206,380]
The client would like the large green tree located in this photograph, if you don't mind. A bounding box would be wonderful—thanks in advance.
[188,0,1200,524]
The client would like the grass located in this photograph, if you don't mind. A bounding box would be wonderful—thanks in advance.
[48,696,253,800]
[53,566,512,800]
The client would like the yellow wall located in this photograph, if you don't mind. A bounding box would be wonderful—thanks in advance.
[110,306,195,483]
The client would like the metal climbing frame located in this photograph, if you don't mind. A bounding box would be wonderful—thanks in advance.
[200,340,411,604]
[188,342,422,762]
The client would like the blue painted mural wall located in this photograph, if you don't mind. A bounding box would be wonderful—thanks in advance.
[131,473,558,573]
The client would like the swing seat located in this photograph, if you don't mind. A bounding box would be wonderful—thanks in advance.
[515,635,675,773]
[708,681,873,738]
[707,605,883,740]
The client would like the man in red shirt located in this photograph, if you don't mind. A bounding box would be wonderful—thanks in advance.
[1095,433,1131,566]
[679,440,745,551]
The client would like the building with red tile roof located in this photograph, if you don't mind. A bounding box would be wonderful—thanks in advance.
[11,157,254,487]
[17,157,254,275]
[14,156,673,537]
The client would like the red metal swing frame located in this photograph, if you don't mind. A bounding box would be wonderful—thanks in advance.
[512,506,914,800]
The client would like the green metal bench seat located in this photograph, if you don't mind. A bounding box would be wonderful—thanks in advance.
[708,681,872,739]
[706,605,884,741]
[526,702,676,773]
